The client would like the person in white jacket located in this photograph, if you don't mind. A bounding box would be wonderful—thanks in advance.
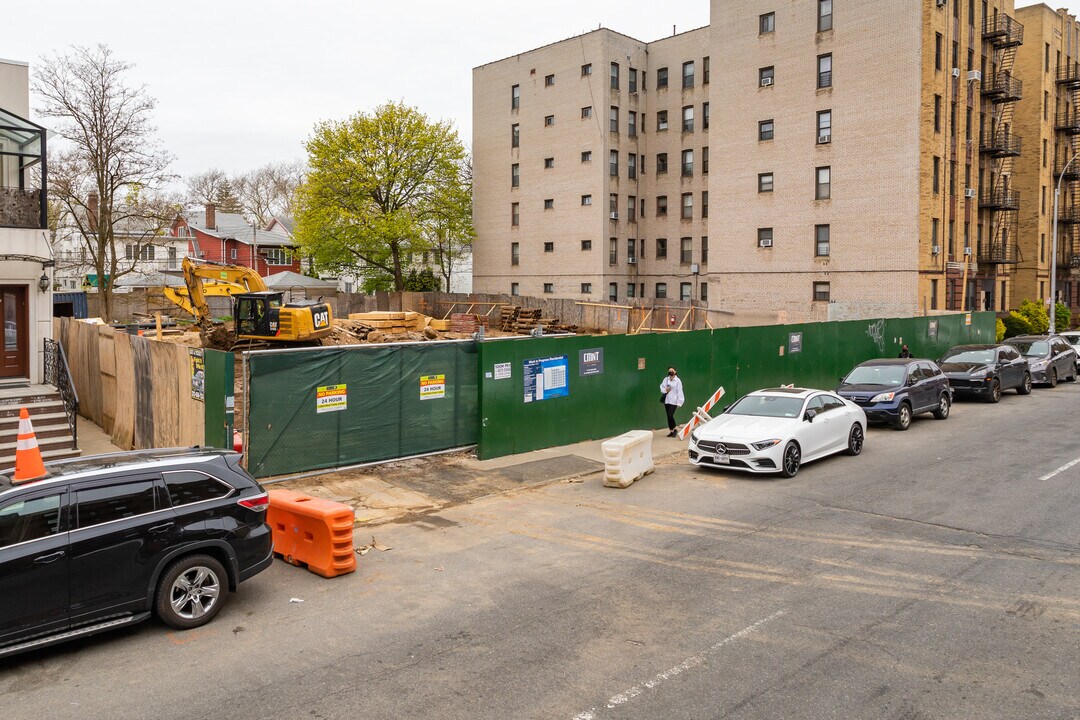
[660,367,685,437]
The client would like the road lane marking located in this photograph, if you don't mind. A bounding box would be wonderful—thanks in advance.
[571,609,787,720]
[1038,455,1080,482]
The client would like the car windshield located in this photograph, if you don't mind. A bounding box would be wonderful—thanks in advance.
[941,349,994,364]
[1062,335,1080,346]
[728,395,804,418]
[843,365,906,386]
[1009,341,1049,357]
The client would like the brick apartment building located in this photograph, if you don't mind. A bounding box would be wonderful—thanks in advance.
[171,204,302,276]
[473,0,1080,325]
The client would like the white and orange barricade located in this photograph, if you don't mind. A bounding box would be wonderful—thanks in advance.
[677,386,726,440]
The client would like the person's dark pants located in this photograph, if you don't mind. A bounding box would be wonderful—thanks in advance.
[665,402,677,431]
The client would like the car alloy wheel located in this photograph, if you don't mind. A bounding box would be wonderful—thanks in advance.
[780,441,801,478]
[155,554,228,630]
[988,380,1001,404]
[845,423,864,456]
[894,403,912,431]
[1049,368,1058,388]
[933,394,950,419]
[1017,373,1032,395]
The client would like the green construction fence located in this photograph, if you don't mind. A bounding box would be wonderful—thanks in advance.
[476,312,995,459]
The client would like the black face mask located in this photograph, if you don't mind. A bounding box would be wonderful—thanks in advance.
[668,372,676,376]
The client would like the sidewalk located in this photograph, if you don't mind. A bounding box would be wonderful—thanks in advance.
[77,416,123,455]
[458,427,688,470]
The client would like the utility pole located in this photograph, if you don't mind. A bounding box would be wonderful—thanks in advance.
[1051,152,1077,335]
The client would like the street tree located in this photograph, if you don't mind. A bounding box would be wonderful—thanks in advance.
[294,101,472,291]
[35,44,175,321]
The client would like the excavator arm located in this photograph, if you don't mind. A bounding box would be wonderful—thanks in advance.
[161,258,270,330]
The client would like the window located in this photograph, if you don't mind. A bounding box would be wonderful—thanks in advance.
[818,0,832,31]
[930,279,938,310]
[544,242,554,253]
[935,33,942,70]
[657,153,668,173]
[581,151,592,163]
[817,110,832,142]
[581,194,592,206]
[627,283,636,299]
[656,238,668,259]
[609,237,618,265]
[628,154,637,180]
[933,156,940,193]
[511,163,519,187]
[545,115,555,126]
[680,283,692,301]
[702,103,709,130]
[610,63,619,91]
[759,119,774,141]
[681,193,693,219]
[701,236,708,263]
[581,283,592,294]
[545,74,555,86]
[703,57,710,84]
[511,242,519,265]
[760,12,775,33]
[815,225,830,256]
[609,150,619,176]
[759,66,775,87]
[758,173,774,193]
[702,192,709,218]
[164,471,231,507]
[544,157,554,169]
[933,95,941,133]
[681,149,694,176]
[581,240,592,251]
[700,282,708,302]
[627,195,637,222]
[680,237,693,264]
[702,148,709,175]
[582,63,592,76]
[265,248,292,266]
[657,111,669,131]
[655,283,668,299]
[544,198,554,210]
[609,283,618,301]
[758,228,773,248]
[629,68,638,93]
[627,238,636,262]
[510,282,520,296]
[816,166,831,200]
[657,67,669,88]
[512,124,520,148]
[76,480,156,528]
[628,111,637,137]
[683,61,695,89]
[1043,139,1048,168]
[543,283,554,294]
[0,493,63,548]
[682,106,694,132]
[230,248,237,261]
[167,246,177,269]
[813,281,831,302]
[609,194,618,215]
[817,54,832,88]
[581,106,592,119]
[511,203,519,226]
[610,106,619,133]
[511,84,520,110]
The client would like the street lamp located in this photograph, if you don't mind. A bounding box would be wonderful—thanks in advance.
[1051,152,1079,335]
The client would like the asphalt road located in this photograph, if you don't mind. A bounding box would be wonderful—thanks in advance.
[2,381,1079,720]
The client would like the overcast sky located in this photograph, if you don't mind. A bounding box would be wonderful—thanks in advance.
[9,0,1080,184]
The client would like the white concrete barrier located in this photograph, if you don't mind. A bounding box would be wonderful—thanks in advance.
[601,430,655,488]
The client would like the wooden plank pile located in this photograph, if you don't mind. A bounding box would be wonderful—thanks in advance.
[347,311,431,332]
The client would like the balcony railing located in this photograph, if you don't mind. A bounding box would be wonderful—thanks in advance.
[1056,109,1080,134]
[1058,62,1080,86]
[979,188,1020,210]
[977,241,1018,265]
[982,14,1024,47]
[979,131,1022,158]
[1056,161,1080,181]
[0,187,45,229]
[1057,206,1080,225]
[981,73,1022,102]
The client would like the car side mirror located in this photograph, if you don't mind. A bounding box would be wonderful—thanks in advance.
[838,376,845,384]
[805,408,817,422]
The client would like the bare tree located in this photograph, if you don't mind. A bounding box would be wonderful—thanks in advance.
[233,161,304,226]
[35,44,175,321]
[185,168,229,206]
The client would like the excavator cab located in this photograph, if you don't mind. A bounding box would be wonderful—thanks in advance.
[234,292,284,338]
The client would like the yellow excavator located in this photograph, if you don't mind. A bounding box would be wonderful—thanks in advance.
[163,258,333,343]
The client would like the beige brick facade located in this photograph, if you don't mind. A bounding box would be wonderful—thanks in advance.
[473,0,1054,325]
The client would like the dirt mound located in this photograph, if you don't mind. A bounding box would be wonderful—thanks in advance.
[202,324,236,351]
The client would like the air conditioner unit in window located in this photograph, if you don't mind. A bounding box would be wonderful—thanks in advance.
[760,77,773,87]
[964,188,977,199]
[628,257,637,264]
[964,247,972,256]
[952,67,961,78]
[936,0,946,7]
[818,132,831,144]
[759,238,773,248]
[967,70,982,82]
[610,212,619,220]
[690,263,700,274]
[932,245,941,255]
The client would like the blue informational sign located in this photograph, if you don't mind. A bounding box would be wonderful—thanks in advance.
[523,355,570,403]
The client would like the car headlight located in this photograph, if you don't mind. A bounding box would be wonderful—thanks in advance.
[690,431,700,444]
[751,439,782,451]
[970,369,988,379]
[869,392,895,403]
[1030,359,1049,370]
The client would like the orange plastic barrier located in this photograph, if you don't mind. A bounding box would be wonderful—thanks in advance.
[267,489,356,578]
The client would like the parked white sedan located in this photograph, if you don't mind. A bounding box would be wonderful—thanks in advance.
[688,387,867,478]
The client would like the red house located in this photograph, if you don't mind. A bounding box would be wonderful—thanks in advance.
[171,203,301,276]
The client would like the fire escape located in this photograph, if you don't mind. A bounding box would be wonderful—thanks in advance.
[1055,59,1080,283]
[978,14,1023,279]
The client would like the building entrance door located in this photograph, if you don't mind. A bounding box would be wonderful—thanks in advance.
[0,286,29,380]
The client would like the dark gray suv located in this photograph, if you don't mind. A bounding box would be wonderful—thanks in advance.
[1004,335,1078,387]
[0,448,272,659]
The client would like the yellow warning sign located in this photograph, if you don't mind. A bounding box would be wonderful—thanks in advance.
[420,374,445,400]
[316,384,347,413]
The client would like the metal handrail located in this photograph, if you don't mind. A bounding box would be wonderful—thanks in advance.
[44,338,79,450]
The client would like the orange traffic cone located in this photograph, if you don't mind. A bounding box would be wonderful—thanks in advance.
[13,408,47,483]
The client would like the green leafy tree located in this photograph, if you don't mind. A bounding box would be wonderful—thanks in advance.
[1001,312,1032,338]
[1015,299,1049,334]
[995,317,1006,342]
[402,267,441,291]
[1053,302,1072,333]
[294,101,472,291]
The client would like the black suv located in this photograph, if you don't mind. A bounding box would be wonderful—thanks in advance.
[937,344,1032,402]
[0,448,272,659]
[836,358,952,430]
[1004,335,1079,387]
